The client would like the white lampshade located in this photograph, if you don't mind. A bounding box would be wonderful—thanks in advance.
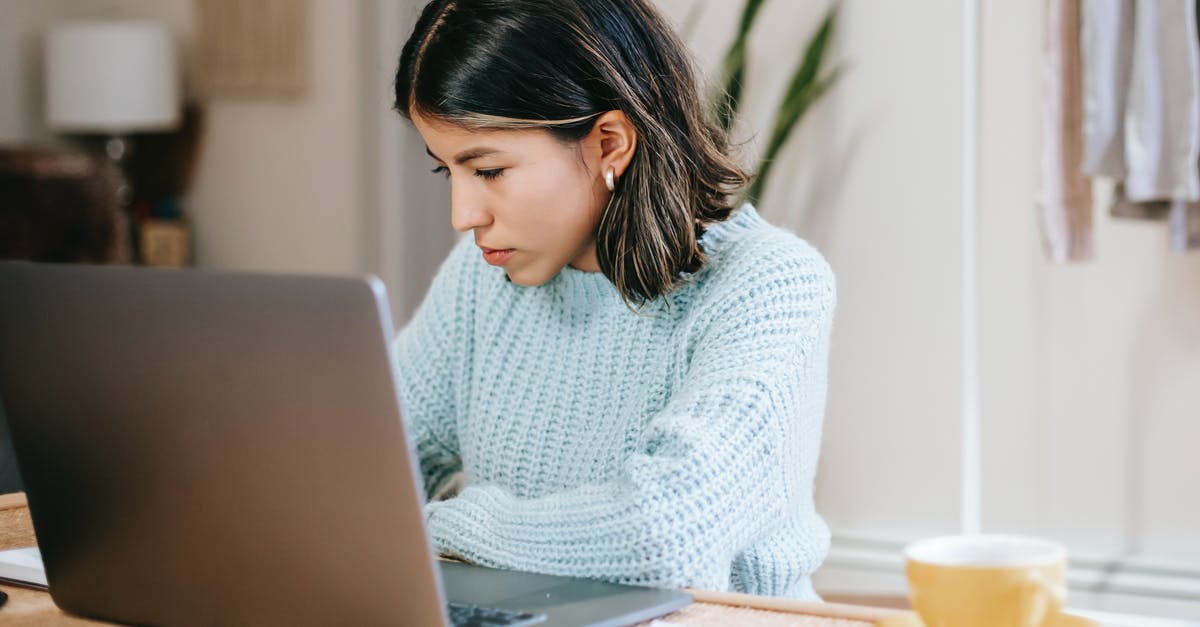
[45,20,180,134]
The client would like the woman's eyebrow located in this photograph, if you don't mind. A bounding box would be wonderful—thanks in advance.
[424,145,504,165]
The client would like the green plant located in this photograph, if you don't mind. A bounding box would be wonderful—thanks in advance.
[713,0,842,204]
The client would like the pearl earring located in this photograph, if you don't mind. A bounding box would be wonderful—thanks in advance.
[605,167,616,192]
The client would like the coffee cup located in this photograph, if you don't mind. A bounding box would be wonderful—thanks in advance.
[904,534,1067,627]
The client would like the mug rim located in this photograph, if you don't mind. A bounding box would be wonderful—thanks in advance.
[904,534,1066,568]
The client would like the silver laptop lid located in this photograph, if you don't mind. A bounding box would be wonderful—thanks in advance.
[0,261,449,627]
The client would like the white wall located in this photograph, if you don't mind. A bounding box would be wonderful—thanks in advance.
[360,0,455,323]
[0,2,49,142]
[976,0,1200,567]
[185,0,366,277]
[122,0,368,277]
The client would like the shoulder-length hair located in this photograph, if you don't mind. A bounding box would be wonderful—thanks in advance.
[394,0,748,305]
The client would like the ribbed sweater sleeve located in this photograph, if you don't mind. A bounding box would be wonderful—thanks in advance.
[393,237,475,500]
[423,239,836,591]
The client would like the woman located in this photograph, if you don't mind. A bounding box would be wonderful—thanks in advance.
[392,0,835,599]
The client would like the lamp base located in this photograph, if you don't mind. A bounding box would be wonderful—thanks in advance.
[101,134,139,262]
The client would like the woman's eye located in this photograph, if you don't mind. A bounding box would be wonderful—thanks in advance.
[429,166,503,180]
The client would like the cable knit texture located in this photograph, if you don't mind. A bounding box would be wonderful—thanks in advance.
[393,205,835,599]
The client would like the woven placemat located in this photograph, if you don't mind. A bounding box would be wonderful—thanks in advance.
[0,505,37,551]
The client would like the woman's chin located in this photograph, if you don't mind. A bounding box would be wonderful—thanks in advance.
[504,268,552,287]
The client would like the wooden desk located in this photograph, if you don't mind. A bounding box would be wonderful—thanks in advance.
[0,494,919,626]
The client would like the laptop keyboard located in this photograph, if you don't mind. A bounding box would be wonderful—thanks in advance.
[447,601,547,626]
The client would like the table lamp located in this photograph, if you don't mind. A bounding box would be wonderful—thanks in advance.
[44,19,180,207]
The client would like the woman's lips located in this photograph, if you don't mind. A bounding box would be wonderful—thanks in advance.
[480,247,515,266]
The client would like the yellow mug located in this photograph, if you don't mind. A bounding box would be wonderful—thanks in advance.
[904,535,1067,627]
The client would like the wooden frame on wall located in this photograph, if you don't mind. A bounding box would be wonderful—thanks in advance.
[194,0,309,98]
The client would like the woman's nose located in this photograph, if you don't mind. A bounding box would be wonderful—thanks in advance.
[449,185,492,233]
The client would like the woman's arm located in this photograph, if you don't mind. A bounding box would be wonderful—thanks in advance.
[393,238,477,501]
[425,247,836,590]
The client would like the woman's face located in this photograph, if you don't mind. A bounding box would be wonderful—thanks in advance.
[412,111,617,286]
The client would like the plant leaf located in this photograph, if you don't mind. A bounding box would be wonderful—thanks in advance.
[747,67,841,203]
[713,0,768,131]
[782,2,838,113]
[745,2,842,203]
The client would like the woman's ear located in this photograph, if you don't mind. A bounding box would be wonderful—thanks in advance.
[591,110,637,179]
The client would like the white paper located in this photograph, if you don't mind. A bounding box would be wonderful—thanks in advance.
[0,546,47,588]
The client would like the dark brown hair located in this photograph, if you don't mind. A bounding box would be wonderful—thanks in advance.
[394,0,749,305]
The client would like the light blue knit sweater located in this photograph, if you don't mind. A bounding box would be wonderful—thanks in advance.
[393,205,835,598]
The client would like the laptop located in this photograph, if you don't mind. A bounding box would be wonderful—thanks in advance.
[0,261,692,627]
